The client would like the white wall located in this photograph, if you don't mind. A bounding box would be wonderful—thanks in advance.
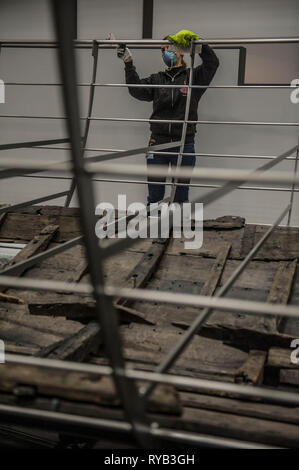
[0,0,298,225]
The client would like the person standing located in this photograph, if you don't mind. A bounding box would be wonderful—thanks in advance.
[117,31,220,204]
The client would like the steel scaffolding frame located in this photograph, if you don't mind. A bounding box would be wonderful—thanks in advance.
[0,0,299,447]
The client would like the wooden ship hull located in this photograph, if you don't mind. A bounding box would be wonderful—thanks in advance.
[0,205,299,448]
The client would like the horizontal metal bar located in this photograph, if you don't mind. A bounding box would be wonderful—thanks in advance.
[0,401,274,449]
[92,118,299,127]
[0,191,69,215]
[0,137,69,151]
[187,146,296,213]
[0,274,299,321]
[83,177,299,193]
[95,37,299,45]
[8,173,299,193]
[147,151,297,160]
[86,140,181,164]
[30,146,298,161]
[1,37,299,45]
[0,140,180,180]
[1,114,299,126]
[5,353,299,408]
[1,146,298,185]
[4,82,295,89]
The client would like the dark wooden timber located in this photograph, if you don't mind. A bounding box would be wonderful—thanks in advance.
[37,321,101,361]
[0,362,181,415]
[0,224,59,293]
[114,238,170,308]
[1,205,299,447]
[235,349,267,385]
[251,259,297,334]
[240,224,256,257]
[200,243,231,296]
[268,347,299,369]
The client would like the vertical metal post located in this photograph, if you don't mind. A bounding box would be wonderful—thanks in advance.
[169,41,195,204]
[64,39,99,207]
[287,134,299,226]
[50,0,155,447]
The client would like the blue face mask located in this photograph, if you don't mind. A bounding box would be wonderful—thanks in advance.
[163,50,177,68]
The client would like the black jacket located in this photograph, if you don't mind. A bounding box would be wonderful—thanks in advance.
[124,44,219,142]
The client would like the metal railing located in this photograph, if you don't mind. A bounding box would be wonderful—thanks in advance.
[0,0,299,448]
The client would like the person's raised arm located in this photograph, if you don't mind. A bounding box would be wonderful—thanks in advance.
[117,45,154,102]
[193,44,220,86]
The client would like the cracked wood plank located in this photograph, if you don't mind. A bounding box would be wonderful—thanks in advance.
[280,369,299,386]
[116,323,248,382]
[200,243,231,296]
[0,362,181,415]
[0,212,81,242]
[235,349,267,385]
[0,224,59,293]
[114,238,170,308]
[0,309,83,349]
[37,321,101,361]
[253,259,297,333]
[268,347,299,369]
[179,391,299,426]
[240,224,256,258]
[202,215,245,230]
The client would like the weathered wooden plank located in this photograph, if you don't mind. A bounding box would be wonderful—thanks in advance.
[2,389,299,447]
[0,309,83,348]
[179,391,299,426]
[268,347,299,369]
[1,389,298,447]
[268,259,297,327]
[18,243,88,283]
[151,255,279,290]
[6,205,81,217]
[280,369,299,386]
[235,350,267,384]
[200,243,231,296]
[118,323,248,381]
[27,299,155,325]
[253,259,297,333]
[0,213,81,243]
[172,258,297,348]
[37,321,101,361]
[114,238,170,308]
[0,292,24,304]
[0,362,181,415]
[166,230,244,259]
[0,224,59,286]
[202,215,245,230]
[172,310,297,351]
[153,405,299,448]
[0,212,8,230]
[240,224,256,258]
[253,226,299,261]
[114,304,156,325]
[5,344,39,355]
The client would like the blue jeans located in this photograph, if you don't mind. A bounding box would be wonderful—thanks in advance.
[146,141,196,204]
